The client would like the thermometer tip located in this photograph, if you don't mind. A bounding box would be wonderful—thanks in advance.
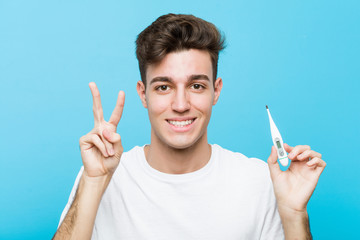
[266,105,268,109]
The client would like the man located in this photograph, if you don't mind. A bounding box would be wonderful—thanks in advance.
[53,14,326,239]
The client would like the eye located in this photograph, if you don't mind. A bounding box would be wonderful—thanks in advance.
[191,84,204,90]
[156,85,170,92]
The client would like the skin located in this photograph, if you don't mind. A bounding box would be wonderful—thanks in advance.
[136,49,222,174]
[53,83,125,239]
[268,143,326,239]
[53,49,326,239]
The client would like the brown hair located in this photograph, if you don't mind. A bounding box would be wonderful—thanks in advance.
[136,13,225,86]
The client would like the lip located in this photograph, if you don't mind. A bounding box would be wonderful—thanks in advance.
[166,117,197,132]
[166,117,196,121]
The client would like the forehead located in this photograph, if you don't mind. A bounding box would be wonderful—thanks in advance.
[146,49,213,84]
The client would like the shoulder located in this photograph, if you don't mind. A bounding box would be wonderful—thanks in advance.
[116,145,144,167]
[120,145,144,159]
[212,144,270,180]
[110,146,146,183]
[213,144,268,169]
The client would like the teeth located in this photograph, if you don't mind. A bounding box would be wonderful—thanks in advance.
[168,119,194,127]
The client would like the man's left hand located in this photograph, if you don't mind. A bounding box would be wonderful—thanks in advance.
[267,143,326,214]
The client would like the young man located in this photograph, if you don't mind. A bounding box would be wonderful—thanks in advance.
[54,14,326,240]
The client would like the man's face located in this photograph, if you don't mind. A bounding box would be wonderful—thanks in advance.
[137,49,222,149]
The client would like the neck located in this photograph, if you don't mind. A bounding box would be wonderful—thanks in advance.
[144,130,211,174]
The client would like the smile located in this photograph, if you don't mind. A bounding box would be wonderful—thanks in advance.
[167,118,196,127]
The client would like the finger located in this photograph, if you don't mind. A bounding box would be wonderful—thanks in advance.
[103,129,123,158]
[283,143,293,152]
[82,134,109,157]
[109,91,125,126]
[306,157,327,170]
[101,130,115,156]
[298,150,322,161]
[287,144,311,160]
[89,82,104,125]
[267,146,281,178]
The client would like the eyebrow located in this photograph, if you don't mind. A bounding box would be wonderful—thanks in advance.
[189,74,210,81]
[149,74,210,85]
[149,76,172,85]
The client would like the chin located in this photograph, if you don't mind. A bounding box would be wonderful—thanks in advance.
[163,135,202,150]
[167,142,194,150]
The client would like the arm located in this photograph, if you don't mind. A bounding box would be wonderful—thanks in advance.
[267,144,326,240]
[53,82,125,240]
[53,174,112,239]
[277,206,311,240]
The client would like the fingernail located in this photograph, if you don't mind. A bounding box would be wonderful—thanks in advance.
[103,129,109,137]
[288,153,294,158]
[109,148,114,155]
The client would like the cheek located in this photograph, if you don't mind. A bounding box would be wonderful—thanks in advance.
[147,94,170,115]
[191,93,214,114]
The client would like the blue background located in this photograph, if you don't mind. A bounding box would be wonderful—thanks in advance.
[1,0,359,239]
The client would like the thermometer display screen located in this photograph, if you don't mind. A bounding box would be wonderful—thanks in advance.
[276,140,281,149]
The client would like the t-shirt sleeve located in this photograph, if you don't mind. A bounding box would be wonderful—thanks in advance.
[259,179,285,239]
[57,166,84,229]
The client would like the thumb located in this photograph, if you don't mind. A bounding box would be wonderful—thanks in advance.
[103,129,123,158]
[267,146,281,179]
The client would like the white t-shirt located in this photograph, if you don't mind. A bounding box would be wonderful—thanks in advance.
[59,144,284,239]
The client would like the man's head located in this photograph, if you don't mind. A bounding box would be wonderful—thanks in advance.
[136,14,225,150]
[136,13,225,86]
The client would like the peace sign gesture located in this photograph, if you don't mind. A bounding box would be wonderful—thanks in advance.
[79,82,125,178]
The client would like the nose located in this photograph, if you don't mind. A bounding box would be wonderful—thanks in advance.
[171,87,190,113]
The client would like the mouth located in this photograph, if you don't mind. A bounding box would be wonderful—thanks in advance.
[166,118,196,128]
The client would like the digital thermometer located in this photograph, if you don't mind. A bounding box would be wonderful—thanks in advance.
[266,105,289,166]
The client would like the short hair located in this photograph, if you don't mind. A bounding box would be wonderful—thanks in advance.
[136,13,225,86]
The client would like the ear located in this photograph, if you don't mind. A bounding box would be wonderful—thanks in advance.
[136,81,148,108]
[213,77,223,105]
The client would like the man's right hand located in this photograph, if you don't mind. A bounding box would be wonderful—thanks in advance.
[53,83,125,240]
[79,82,125,178]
